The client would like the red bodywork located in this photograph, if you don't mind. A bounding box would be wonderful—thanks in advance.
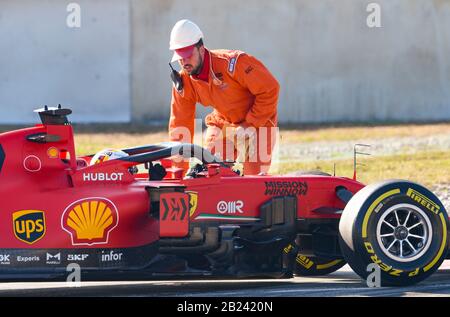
[0,109,365,276]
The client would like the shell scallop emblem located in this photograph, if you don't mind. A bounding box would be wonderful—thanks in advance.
[62,198,119,246]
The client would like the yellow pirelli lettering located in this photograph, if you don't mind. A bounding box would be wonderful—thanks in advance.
[362,189,401,238]
[406,188,440,215]
[408,268,420,277]
[369,254,403,276]
[283,244,294,254]
[389,269,402,277]
[424,213,447,272]
[296,255,314,269]
[364,242,375,254]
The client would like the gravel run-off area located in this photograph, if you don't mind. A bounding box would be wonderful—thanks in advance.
[277,133,450,211]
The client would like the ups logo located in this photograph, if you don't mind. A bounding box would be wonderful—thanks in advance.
[13,210,46,244]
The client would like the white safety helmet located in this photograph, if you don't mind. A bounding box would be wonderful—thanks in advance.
[90,149,129,165]
[170,19,204,62]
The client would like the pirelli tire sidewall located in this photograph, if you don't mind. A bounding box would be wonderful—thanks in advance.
[339,180,449,286]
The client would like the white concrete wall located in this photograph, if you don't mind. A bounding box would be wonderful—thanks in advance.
[131,0,450,123]
[0,0,130,124]
[1,0,449,124]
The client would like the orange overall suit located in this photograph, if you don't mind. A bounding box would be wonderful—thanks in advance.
[169,49,280,175]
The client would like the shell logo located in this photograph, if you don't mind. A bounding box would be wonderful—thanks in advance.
[61,198,119,246]
[47,147,59,159]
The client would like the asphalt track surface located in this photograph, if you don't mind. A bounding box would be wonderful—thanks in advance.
[0,261,449,297]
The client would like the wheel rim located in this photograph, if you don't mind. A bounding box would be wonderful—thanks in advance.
[376,203,433,263]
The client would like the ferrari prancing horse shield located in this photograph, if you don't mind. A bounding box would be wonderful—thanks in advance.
[186,191,198,217]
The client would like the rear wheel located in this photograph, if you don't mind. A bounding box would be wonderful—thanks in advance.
[283,243,345,276]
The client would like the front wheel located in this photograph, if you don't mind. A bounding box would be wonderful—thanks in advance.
[339,180,449,286]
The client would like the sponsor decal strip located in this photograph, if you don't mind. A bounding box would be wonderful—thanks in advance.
[362,189,400,238]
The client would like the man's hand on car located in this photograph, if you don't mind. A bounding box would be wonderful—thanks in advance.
[233,123,257,163]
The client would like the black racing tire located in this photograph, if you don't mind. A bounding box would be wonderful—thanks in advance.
[339,180,449,286]
[283,243,346,276]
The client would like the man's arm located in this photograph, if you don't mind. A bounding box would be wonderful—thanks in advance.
[168,78,197,143]
[233,54,280,128]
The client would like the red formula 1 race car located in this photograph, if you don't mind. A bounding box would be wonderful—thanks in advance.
[0,107,448,286]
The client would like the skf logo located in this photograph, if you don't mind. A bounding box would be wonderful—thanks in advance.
[186,191,198,217]
[67,254,89,261]
[217,201,244,214]
[62,198,119,246]
[407,188,440,214]
[13,210,46,244]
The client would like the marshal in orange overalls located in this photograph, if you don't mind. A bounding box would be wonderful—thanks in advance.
[169,49,280,175]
